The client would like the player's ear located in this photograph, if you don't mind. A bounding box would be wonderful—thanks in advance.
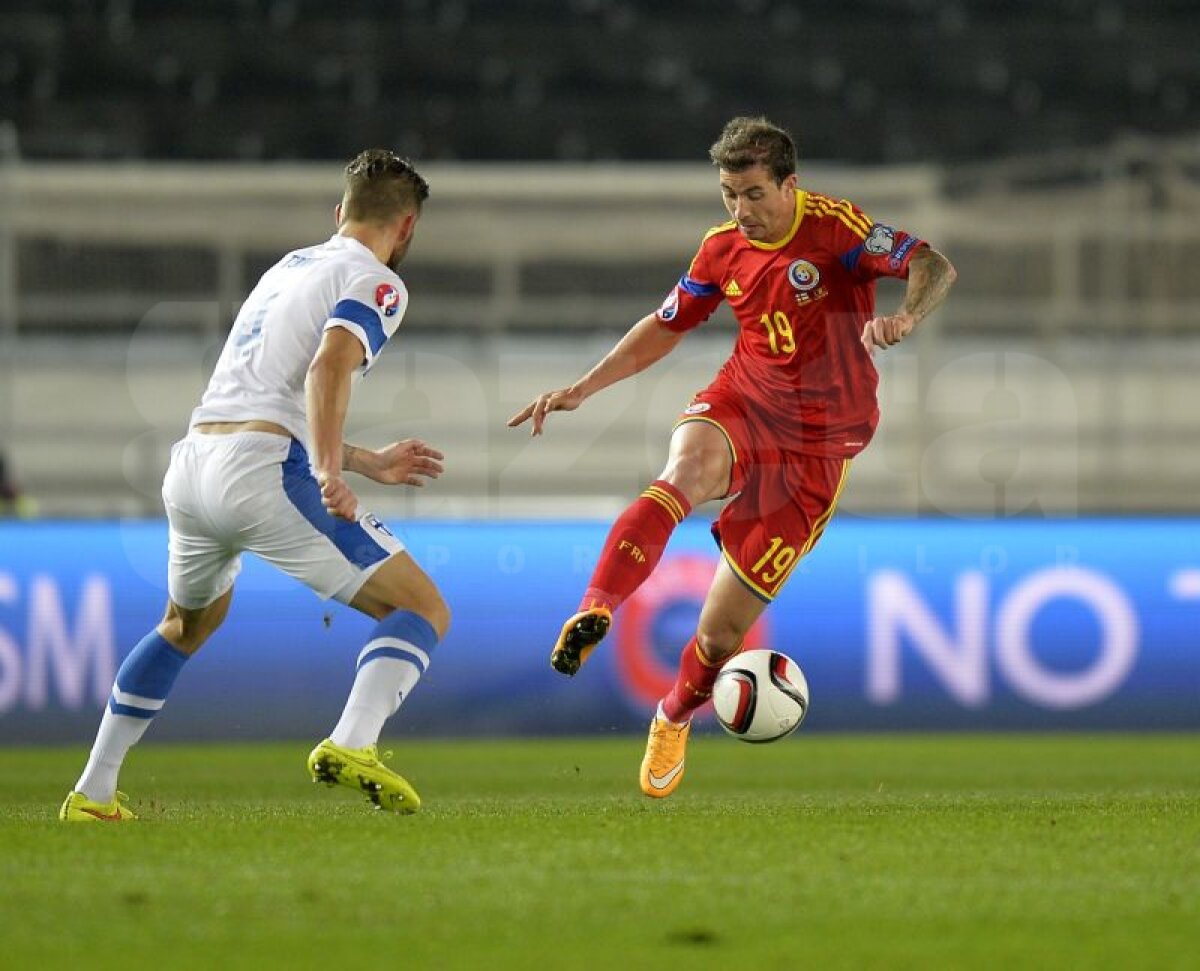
[333,202,343,227]
[397,211,418,243]
[781,173,798,192]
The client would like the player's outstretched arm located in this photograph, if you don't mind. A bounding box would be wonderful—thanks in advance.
[507,313,685,436]
[861,246,957,354]
[344,440,445,487]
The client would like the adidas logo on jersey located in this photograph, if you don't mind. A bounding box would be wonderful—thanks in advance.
[724,279,742,297]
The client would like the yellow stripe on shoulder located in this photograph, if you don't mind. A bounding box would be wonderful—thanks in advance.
[835,200,873,236]
[832,211,870,240]
[804,199,870,240]
[702,220,739,241]
[805,195,872,233]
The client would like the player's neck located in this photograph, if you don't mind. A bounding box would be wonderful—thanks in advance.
[338,222,393,268]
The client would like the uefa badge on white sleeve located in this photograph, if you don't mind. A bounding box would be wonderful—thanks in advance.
[712,650,810,743]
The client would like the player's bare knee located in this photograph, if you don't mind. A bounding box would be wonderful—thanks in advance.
[418,591,451,641]
[662,452,726,504]
[695,628,741,665]
[371,583,450,639]
[157,596,228,654]
[382,594,449,640]
[156,617,206,655]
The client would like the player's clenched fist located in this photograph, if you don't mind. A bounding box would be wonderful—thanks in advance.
[860,312,917,354]
[316,471,359,522]
[507,386,585,436]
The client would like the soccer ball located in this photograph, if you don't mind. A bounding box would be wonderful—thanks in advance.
[712,650,809,743]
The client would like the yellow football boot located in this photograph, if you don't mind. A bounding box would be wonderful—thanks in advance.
[550,606,612,676]
[639,710,692,799]
[307,738,420,814]
[59,790,138,822]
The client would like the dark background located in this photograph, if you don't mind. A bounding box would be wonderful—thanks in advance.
[2,0,1197,163]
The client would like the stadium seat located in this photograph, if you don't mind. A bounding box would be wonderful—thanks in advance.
[3,1,1198,162]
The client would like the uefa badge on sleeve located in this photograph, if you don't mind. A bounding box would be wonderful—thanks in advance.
[864,224,896,255]
[375,284,401,317]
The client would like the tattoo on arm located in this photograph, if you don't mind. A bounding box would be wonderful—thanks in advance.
[341,443,360,474]
[902,247,957,323]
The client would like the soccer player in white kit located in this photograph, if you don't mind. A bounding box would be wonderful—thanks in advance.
[60,150,448,820]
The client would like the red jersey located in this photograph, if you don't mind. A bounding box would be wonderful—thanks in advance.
[656,189,925,457]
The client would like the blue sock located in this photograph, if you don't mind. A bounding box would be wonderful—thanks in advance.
[330,610,440,750]
[109,631,190,717]
[75,631,190,802]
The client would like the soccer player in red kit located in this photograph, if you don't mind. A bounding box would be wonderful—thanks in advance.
[509,117,956,798]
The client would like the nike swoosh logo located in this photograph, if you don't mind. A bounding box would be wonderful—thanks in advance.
[319,746,372,767]
[647,761,684,790]
[81,805,123,821]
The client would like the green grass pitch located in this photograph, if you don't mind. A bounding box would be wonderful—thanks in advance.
[3,734,1198,970]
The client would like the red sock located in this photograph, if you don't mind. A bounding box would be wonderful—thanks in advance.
[661,638,723,723]
[579,479,691,612]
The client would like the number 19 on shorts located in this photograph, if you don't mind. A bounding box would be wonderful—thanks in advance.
[751,536,797,585]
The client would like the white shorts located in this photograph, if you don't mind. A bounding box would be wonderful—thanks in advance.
[162,431,404,609]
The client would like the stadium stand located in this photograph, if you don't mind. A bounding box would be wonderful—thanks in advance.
[1,0,1198,163]
[3,146,1199,518]
[1,2,1197,517]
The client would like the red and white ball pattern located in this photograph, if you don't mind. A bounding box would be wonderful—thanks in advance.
[712,650,810,743]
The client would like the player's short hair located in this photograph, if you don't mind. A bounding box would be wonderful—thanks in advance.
[709,117,797,184]
[341,149,430,223]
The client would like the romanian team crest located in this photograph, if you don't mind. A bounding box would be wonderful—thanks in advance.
[864,224,896,255]
[375,283,401,317]
[787,259,821,292]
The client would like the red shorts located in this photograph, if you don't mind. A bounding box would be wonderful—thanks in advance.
[675,386,851,602]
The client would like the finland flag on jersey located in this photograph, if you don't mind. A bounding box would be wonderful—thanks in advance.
[190,234,408,445]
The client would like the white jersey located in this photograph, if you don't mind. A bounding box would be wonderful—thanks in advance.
[190,234,408,445]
